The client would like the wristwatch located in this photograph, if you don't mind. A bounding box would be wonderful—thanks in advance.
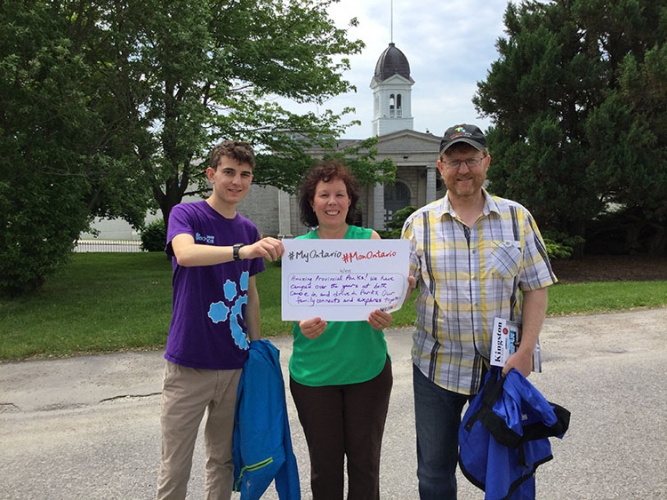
[232,243,244,261]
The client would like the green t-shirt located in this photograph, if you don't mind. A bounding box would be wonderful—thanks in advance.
[289,225,390,387]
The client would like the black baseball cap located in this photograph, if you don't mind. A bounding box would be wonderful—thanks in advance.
[440,124,487,153]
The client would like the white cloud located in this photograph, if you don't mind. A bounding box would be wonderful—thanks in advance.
[280,0,510,139]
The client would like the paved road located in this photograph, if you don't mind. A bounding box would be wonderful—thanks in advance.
[1,308,666,499]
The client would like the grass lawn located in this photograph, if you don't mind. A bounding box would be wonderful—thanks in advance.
[1,253,666,361]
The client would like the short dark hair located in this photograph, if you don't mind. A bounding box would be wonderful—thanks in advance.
[209,140,255,170]
[298,160,360,228]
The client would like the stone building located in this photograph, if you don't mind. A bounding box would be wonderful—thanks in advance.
[238,41,441,238]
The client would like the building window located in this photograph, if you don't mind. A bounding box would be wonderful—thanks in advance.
[389,94,395,118]
[396,94,402,118]
[384,180,411,223]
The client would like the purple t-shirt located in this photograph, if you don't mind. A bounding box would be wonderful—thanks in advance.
[165,201,265,370]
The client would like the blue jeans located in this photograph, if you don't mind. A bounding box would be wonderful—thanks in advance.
[413,364,471,500]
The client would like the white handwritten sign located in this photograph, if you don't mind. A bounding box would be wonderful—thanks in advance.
[281,238,410,321]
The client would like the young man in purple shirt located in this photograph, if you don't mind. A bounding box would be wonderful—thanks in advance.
[156,140,284,500]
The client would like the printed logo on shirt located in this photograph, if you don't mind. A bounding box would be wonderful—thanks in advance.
[207,271,250,350]
[195,232,215,244]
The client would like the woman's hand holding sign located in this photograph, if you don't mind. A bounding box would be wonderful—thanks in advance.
[298,317,328,339]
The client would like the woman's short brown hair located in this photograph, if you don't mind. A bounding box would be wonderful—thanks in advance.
[298,160,360,228]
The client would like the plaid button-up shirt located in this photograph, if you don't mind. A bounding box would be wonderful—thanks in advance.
[401,190,557,395]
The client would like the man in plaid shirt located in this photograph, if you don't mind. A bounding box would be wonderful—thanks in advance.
[401,124,557,499]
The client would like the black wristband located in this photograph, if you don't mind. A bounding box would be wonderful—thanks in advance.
[233,243,244,261]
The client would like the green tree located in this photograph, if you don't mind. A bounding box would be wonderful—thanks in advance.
[474,0,667,255]
[0,1,150,296]
[93,0,382,229]
[1,0,389,295]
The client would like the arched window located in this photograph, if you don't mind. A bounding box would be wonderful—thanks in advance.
[396,94,402,118]
[389,94,396,118]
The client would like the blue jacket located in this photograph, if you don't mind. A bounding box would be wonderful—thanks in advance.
[233,340,301,500]
[459,368,570,500]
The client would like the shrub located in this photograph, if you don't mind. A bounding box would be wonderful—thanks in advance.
[141,219,166,252]
[542,231,585,261]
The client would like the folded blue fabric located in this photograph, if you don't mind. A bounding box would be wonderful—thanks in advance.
[233,340,301,500]
[459,368,570,500]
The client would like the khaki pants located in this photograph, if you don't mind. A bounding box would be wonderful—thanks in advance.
[156,361,241,500]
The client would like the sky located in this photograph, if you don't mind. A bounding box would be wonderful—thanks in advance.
[281,0,512,139]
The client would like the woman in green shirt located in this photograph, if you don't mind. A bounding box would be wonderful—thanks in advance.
[289,160,394,500]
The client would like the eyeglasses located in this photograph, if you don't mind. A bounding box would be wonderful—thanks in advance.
[443,156,487,169]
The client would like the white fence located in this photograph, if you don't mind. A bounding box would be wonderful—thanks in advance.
[74,240,145,253]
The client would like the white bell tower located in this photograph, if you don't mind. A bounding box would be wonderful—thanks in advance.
[370,42,415,136]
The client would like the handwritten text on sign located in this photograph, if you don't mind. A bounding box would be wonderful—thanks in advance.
[281,239,410,321]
